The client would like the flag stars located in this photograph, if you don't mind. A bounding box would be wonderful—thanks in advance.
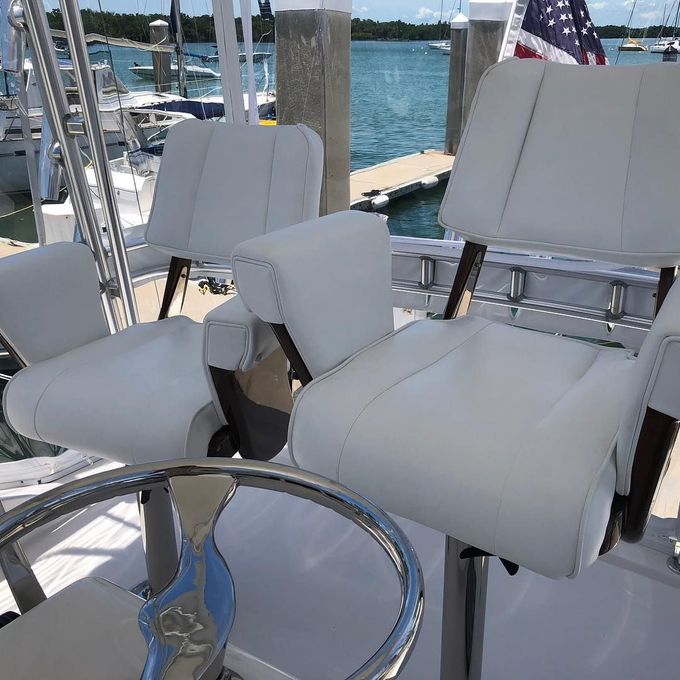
[546,5,553,13]
[562,25,571,35]
[559,12,569,21]
[586,20,592,27]
[580,9,585,16]
[581,26,588,34]
[556,0,566,7]
[548,17,556,26]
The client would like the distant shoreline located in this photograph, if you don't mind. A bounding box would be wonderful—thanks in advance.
[46,9,664,44]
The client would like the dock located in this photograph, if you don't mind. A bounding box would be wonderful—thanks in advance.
[350,149,454,211]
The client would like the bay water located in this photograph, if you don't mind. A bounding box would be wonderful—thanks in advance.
[0,37,665,242]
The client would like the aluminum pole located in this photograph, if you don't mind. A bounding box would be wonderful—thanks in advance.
[59,0,138,326]
[19,0,121,331]
[171,0,188,98]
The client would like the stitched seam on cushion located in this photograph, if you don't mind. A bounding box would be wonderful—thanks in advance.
[449,231,680,265]
[298,125,312,221]
[234,255,342,376]
[496,62,547,235]
[33,320,191,443]
[287,320,420,468]
[187,124,216,253]
[32,364,80,441]
[264,130,278,234]
[335,320,494,481]
[439,60,507,231]
[490,346,601,558]
[620,67,645,251]
[571,433,618,578]
[205,320,250,371]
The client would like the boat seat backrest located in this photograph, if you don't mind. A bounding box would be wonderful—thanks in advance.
[440,59,680,268]
[145,120,323,263]
[0,242,108,364]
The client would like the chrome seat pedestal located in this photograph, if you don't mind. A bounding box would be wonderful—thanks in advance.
[0,459,424,680]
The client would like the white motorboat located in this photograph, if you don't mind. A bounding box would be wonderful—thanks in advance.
[0,60,192,194]
[129,62,221,81]
[202,50,272,64]
[650,38,680,52]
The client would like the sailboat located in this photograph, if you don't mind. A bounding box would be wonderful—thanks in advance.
[618,36,648,51]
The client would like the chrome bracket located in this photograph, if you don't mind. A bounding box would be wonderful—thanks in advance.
[63,112,86,136]
[606,280,628,321]
[419,256,435,289]
[7,0,25,30]
[507,267,526,303]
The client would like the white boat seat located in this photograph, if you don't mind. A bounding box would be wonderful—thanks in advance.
[232,61,680,579]
[288,317,634,578]
[3,315,219,464]
[0,577,147,680]
[0,121,323,464]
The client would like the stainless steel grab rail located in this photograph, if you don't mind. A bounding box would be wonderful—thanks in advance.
[0,459,424,680]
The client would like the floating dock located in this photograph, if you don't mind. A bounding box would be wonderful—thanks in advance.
[350,149,453,211]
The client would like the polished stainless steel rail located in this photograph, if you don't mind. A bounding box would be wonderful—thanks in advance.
[59,0,138,326]
[17,0,121,331]
[0,459,424,680]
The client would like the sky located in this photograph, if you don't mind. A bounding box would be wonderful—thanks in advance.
[77,0,669,29]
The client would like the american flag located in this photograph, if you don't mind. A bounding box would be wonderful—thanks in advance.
[514,0,608,65]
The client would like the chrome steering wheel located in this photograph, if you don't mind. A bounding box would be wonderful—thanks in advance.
[0,459,424,679]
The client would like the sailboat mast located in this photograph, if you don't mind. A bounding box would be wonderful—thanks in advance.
[171,0,188,98]
[438,0,445,40]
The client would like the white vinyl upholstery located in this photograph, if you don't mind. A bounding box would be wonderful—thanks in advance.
[288,318,634,578]
[619,278,680,495]
[440,60,680,267]
[232,209,645,578]
[3,315,222,464]
[0,121,324,465]
[0,577,147,680]
[233,211,394,378]
[231,63,680,578]
[203,295,278,373]
[145,120,324,263]
[0,242,109,364]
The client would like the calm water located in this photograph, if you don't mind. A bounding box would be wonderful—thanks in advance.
[0,37,670,242]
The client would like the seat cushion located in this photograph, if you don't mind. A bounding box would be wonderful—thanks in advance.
[0,577,147,679]
[3,317,222,464]
[289,318,635,578]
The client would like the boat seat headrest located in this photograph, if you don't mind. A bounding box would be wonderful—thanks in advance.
[440,59,680,267]
[145,120,323,263]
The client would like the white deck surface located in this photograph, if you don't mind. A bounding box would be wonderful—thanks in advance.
[0,447,679,679]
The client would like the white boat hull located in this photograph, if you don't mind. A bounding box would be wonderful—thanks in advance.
[129,64,221,80]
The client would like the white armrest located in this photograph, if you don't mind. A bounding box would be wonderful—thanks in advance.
[203,295,278,372]
[232,211,394,378]
[619,277,680,494]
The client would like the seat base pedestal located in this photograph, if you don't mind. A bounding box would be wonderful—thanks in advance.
[440,535,488,680]
[139,487,178,594]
